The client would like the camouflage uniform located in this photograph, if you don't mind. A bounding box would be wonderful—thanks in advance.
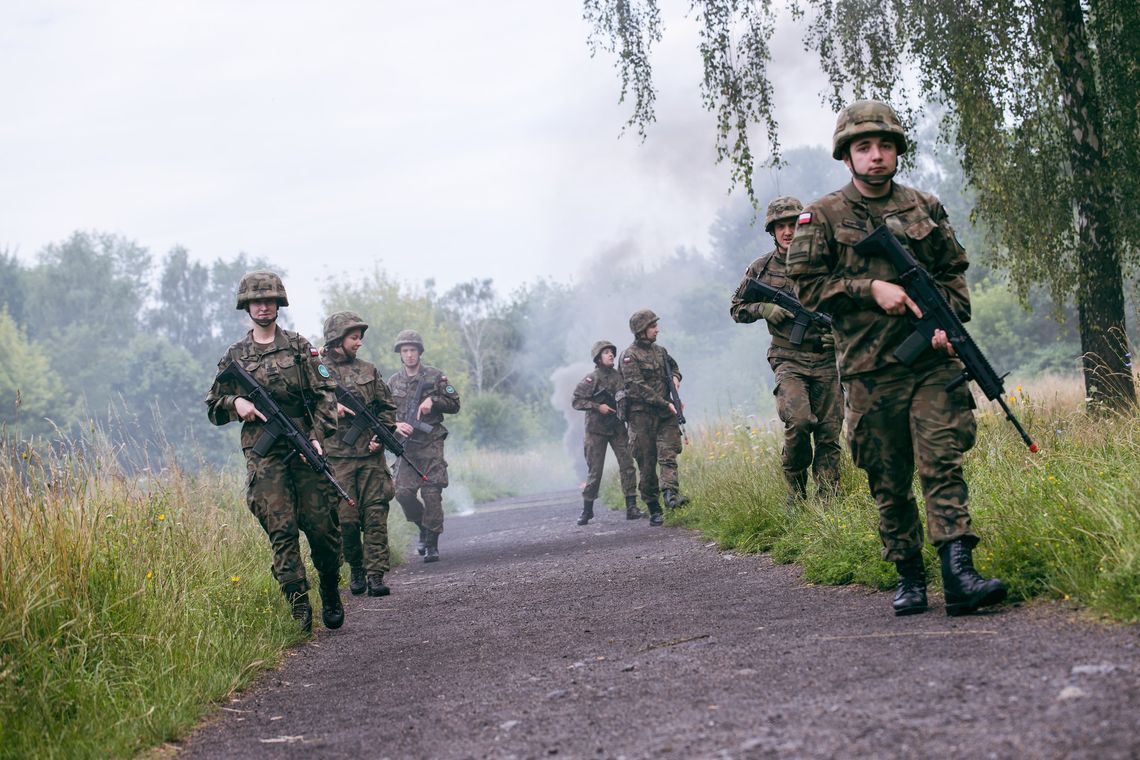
[731,196,843,501]
[571,342,638,505]
[321,313,397,582]
[620,312,683,513]
[205,320,341,596]
[387,362,461,537]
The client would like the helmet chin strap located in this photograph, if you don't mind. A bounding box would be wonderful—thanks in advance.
[251,315,276,328]
[851,167,896,186]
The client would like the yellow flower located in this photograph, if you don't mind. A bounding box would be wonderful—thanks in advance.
[1008,395,1016,403]
[230,575,241,583]
[158,513,166,522]
[1016,385,1023,393]
[146,570,154,580]
[1047,475,1057,482]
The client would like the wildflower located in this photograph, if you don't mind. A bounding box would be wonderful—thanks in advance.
[230,575,241,584]
[1009,395,1016,403]
[158,513,166,522]
[1047,475,1057,483]
[1016,385,1022,393]
[146,570,154,580]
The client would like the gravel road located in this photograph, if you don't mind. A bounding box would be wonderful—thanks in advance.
[177,490,1139,759]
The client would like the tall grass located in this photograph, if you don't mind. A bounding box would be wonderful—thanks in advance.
[0,436,309,759]
[657,377,1140,621]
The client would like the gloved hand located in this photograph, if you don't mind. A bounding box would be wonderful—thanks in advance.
[820,330,835,349]
[765,305,794,325]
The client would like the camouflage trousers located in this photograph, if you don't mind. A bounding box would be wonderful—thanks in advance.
[330,455,395,575]
[771,352,843,496]
[394,439,448,535]
[626,409,682,504]
[582,429,637,501]
[844,362,978,562]
[245,447,342,593]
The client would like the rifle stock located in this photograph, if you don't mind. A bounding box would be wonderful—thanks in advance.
[216,360,358,505]
[853,225,1038,453]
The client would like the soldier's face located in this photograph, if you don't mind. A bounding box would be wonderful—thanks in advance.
[772,220,796,252]
[400,345,422,368]
[247,299,278,327]
[843,135,897,178]
[600,348,615,367]
[645,323,660,341]
[342,329,364,358]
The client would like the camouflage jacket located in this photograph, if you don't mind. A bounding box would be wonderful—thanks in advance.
[730,247,833,357]
[572,365,626,436]
[786,181,970,377]
[386,365,461,447]
[205,328,338,451]
[321,347,398,459]
[619,339,681,418]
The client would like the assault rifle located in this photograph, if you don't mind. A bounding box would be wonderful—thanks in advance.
[216,360,357,505]
[738,277,833,347]
[402,374,434,435]
[854,224,1038,453]
[591,384,627,422]
[662,360,688,443]
[334,381,428,482]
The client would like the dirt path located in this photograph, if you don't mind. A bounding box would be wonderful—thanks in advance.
[177,491,1139,759]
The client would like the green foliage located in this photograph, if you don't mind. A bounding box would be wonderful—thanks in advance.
[674,384,1140,622]
[0,310,76,436]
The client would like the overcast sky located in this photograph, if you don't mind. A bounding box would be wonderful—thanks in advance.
[0,1,834,333]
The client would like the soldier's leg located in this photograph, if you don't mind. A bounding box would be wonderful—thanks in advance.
[359,458,394,575]
[845,371,924,563]
[809,365,844,498]
[774,361,815,497]
[245,453,308,592]
[627,411,660,505]
[330,458,364,568]
[290,460,345,629]
[610,427,639,501]
[394,449,426,527]
[657,420,682,492]
[581,433,607,502]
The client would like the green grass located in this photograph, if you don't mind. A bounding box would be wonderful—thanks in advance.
[654,380,1140,622]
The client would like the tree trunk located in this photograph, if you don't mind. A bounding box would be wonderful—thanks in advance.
[1052,0,1136,409]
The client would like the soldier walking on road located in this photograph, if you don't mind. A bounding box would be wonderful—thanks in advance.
[620,309,687,527]
[786,100,1007,617]
[731,196,843,512]
[388,330,461,563]
[205,271,345,633]
[321,311,398,597]
[571,340,644,525]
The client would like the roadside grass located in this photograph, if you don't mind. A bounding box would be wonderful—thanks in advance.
[655,378,1140,622]
[0,434,410,759]
[449,442,577,505]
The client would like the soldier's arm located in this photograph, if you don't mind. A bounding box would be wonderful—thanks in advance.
[371,369,399,429]
[729,263,769,324]
[666,351,681,384]
[430,373,461,414]
[786,211,873,314]
[620,351,670,410]
[927,202,972,322]
[572,376,598,411]
[303,343,339,445]
[205,352,239,426]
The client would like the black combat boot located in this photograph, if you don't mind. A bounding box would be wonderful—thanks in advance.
[349,566,367,596]
[367,572,390,597]
[784,470,809,516]
[939,538,1008,616]
[283,581,312,633]
[318,572,345,630]
[892,554,929,616]
[647,501,664,527]
[625,495,645,520]
[662,489,690,509]
[416,524,427,556]
[577,499,595,526]
[424,531,440,563]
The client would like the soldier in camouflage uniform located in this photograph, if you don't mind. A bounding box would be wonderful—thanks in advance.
[786,100,1007,617]
[620,309,686,527]
[321,311,398,597]
[388,330,461,562]
[731,196,843,512]
[571,340,643,525]
[205,271,345,633]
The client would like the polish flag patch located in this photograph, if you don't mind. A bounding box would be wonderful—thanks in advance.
[797,211,813,225]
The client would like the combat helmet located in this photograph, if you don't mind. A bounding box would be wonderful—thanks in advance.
[393,329,425,353]
[764,196,804,233]
[235,271,289,309]
[323,311,369,347]
[591,340,617,363]
[831,100,909,160]
[629,309,659,336]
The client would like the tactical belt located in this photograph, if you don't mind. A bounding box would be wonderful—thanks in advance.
[771,335,829,354]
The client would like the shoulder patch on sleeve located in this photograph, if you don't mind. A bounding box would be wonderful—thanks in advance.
[797,211,813,225]
[317,364,331,378]
[583,375,594,383]
[622,355,632,364]
[445,385,455,394]
[309,347,320,356]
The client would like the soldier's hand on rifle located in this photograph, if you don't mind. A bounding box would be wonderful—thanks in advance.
[367,436,381,453]
[418,396,433,416]
[597,404,615,415]
[298,438,324,465]
[821,331,835,349]
[871,280,923,318]
[668,403,678,416]
[395,421,415,438]
[336,403,355,418]
[234,397,267,423]
[766,305,794,325]
[931,328,957,357]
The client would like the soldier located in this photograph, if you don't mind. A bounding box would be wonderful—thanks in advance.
[730,196,843,512]
[571,340,643,525]
[205,271,344,633]
[388,330,461,562]
[321,311,398,597]
[786,100,1007,617]
[619,309,686,527]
